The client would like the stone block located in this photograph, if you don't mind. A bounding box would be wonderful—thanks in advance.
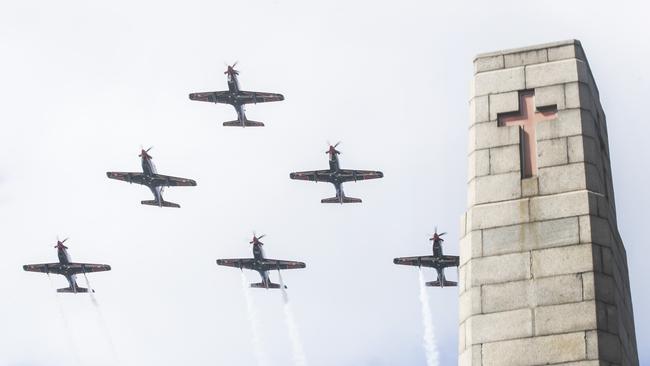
[532,244,594,278]
[459,286,481,323]
[537,109,583,141]
[482,217,579,257]
[529,190,596,221]
[470,121,520,151]
[490,144,520,174]
[534,273,584,306]
[474,54,504,73]
[489,91,519,120]
[538,163,587,195]
[482,280,530,313]
[467,149,490,182]
[587,215,612,246]
[535,84,566,110]
[459,230,482,267]
[482,332,586,365]
[570,136,599,165]
[535,301,598,335]
[458,345,481,366]
[504,49,548,67]
[474,67,525,96]
[565,82,591,109]
[468,252,531,286]
[522,176,539,197]
[467,198,530,230]
[537,137,568,168]
[586,330,599,359]
[548,42,585,61]
[467,308,532,344]
[606,303,619,334]
[594,273,616,304]
[469,95,489,124]
[582,272,595,300]
[471,172,521,205]
[586,163,604,195]
[525,59,589,88]
[597,331,623,364]
[458,321,466,353]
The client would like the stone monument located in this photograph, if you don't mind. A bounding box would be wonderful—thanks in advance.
[458,40,639,365]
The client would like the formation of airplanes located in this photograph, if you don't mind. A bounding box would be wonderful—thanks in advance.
[22,64,459,293]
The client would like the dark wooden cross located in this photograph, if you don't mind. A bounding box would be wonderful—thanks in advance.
[497,90,558,178]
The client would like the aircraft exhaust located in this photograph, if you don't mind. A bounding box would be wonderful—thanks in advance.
[241,271,271,366]
[82,272,120,365]
[418,268,440,366]
[47,273,82,366]
[278,271,308,366]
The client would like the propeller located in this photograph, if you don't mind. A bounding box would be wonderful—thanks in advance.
[55,236,69,249]
[139,146,153,159]
[250,232,265,245]
[224,61,239,75]
[430,227,446,242]
[326,141,341,155]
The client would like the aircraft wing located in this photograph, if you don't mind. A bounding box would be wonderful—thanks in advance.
[393,256,438,268]
[258,259,306,271]
[238,91,284,105]
[188,91,231,104]
[150,174,197,187]
[23,263,111,275]
[23,263,65,274]
[338,169,384,183]
[289,170,333,182]
[216,258,257,270]
[440,255,460,267]
[106,172,147,185]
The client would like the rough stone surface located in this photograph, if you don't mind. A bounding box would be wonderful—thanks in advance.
[462,40,638,365]
[537,137,568,168]
[525,59,589,88]
[535,84,566,110]
[474,67,525,96]
[467,308,533,344]
[482,332,587,365]
[489,145,520,174]
[489,91,519,120]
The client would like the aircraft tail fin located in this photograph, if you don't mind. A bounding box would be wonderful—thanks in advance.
[223,120,265,127]
[250,282,285,289]
[321,195,362,204]
[141,200,181,208]
[57,286,93,293]
[425,280,457,287]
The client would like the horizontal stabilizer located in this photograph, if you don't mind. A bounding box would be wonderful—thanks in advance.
[141,200,180,208]
[250,282,285,289]
[223,120,265,127]
[321,196,362,204]
[425,280,457,288]
[57,286,93,293]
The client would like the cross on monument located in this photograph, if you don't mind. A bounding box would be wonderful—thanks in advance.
[497,90,558,178]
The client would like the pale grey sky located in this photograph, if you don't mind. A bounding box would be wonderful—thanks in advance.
[0,1,648,365]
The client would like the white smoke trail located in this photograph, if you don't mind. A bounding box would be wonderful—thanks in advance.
[83,272,120,365]
[278,271,307,366]
[47,274,82,366]
[418,268,439,366]
[241,271,270,366]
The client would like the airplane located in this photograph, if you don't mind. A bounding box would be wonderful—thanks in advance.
[23,238,111,293]
[188,63,284,127]
[106,147,197,208]
[216,234,305,289]
[289,142,384,203]
[393,229,460,287]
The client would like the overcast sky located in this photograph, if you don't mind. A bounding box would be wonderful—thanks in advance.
[0,1,648,365]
